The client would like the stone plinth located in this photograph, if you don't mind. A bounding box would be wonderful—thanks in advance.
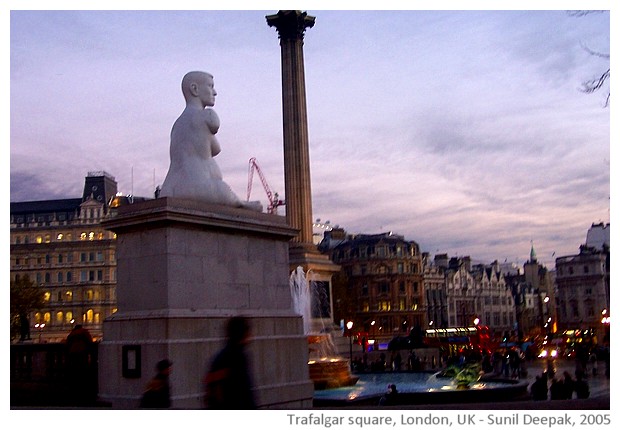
[98,197,314,408]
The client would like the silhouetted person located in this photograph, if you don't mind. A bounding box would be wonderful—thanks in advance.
[140,359,173,408]
[574,373,590,399]
[562,371,575,399]
[379,384,399,406]
[65,324,93,404]
[549,377,564,400]
[391,351,402,371]
[204,316,256,409]
[19,314,31,341]
[590,352,598,376]
[531,374,548,400]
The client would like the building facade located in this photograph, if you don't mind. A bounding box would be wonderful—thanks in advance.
[322,232,426,342]
[555,245,609,334]
[10,172,143,343]
[555,223,610,342]
[431,256,516,338]
[423,253,448,329]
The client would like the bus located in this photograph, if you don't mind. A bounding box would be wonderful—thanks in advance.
[423,325,494,356]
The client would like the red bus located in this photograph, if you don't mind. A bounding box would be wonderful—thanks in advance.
[423,325,494,355]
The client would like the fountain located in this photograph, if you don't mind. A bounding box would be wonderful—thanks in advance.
[313,369,529,406]
[290,266,359,389]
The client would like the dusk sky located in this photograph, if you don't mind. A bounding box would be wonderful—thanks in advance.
[8,3,613,269]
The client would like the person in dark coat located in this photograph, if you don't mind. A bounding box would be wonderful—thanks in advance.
[549,377,564,400]
[530,374,548,400]
[66,324,93,369]
[574,373,590,399]
[379,384,399,406]
[204,316,256,409]
[140,359,173,408]
[65,324,94,404]
[562,371,575,399]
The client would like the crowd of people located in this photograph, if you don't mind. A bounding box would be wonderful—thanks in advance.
[531,368,590,400]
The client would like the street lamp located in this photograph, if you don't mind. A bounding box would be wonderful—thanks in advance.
[34,323,45,343]
[346,320,354,370]
[473,317,480,326]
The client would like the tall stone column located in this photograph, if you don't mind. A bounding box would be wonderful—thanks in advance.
[266,10,315,249]
[267,11,340,333]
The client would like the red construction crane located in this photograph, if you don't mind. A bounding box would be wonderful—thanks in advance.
[247,157,285,214]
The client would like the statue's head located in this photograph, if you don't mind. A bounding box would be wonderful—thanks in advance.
[181,71,216,106]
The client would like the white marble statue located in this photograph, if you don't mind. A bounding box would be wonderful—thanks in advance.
[160,71,262,211]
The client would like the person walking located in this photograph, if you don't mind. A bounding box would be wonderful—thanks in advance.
[140,359,173,408]
[65,324,94,404]
[204,316,257,409]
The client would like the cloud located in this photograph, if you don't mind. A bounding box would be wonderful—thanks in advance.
[9,10,610,269]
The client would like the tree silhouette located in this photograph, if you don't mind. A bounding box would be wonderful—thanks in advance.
[10,276,45,341]
[568,10,610,106]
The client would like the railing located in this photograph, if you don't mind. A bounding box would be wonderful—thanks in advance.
[10,342,101,407]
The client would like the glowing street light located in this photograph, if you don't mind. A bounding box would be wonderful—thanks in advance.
[601,309,610,325]
[346,321,354,370]
[34,323,46,343]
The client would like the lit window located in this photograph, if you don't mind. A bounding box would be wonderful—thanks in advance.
[57,233,64,241]
[56,311,63,323]
[65,291,73,301]
[80,232,87,240]
[36,236,43,244]
[43,292,51,302]
[44,235,51,243]
[43,312,51,323]
[65,311,73,323]
[88,232,95,241]
[378,301,391,311]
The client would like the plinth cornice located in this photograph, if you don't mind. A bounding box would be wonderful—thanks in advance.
[101,197,298,239]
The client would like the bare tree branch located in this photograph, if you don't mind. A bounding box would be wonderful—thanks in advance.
[580,69,610,107]
[566,10,606,17]
[580,41,610,59]
[569,10,610,107]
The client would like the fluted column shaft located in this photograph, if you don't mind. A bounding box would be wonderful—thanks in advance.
[267,10,315,245]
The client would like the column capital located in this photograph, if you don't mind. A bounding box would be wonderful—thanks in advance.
[266,10,315,40]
